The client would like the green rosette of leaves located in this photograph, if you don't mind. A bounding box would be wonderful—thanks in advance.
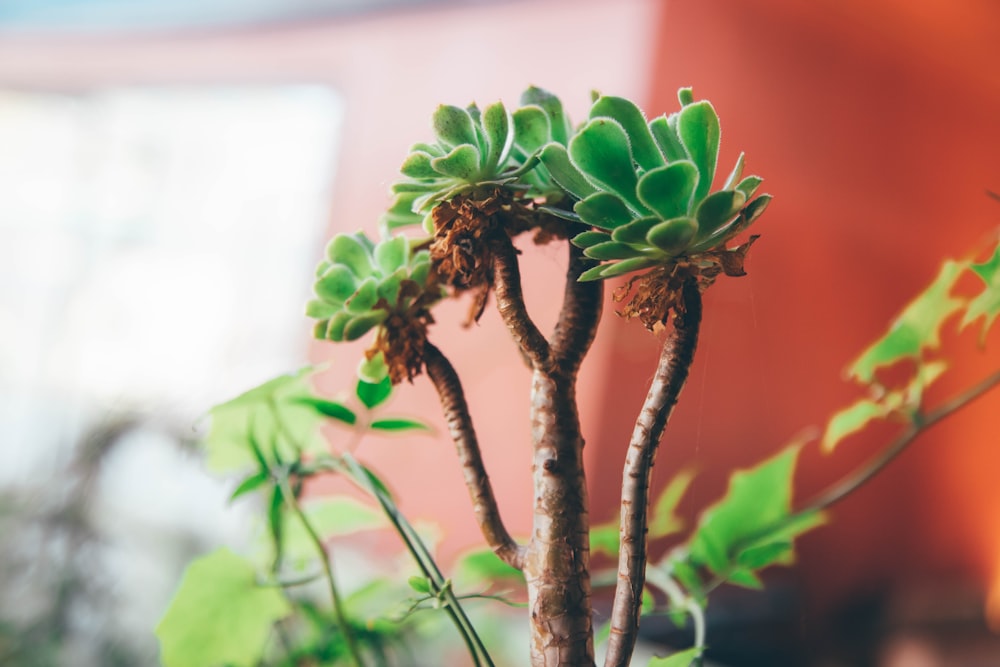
[308,232,441,382]
[539,87,771,281]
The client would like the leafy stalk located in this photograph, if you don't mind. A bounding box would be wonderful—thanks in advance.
[605,278,702,667]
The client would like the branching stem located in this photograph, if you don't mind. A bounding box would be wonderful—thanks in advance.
[492,235,551,370]
[604,278,702,667]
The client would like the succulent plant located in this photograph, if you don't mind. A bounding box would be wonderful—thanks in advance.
[538,87,771,282]
[308,232,441,382]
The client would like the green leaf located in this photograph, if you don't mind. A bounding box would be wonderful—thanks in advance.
[399,151,438,179]
[590,95,664,171]
[512,105,551,154]
[433,104,477,148]
[649,115,687,162]
[848,260,967,383]
[677,101,721,202]
[574,192,635,229]
[327,234,375,279]
[647,217,698,254]
[324,311,352,341]
[345,277,379,314]
[157,548,292,667]
[481,101,512,171]
[431,144,481,180]
[721,153,745,190]
[455,548,526,585]
[590,522,620,557]
[611,216,662,245]
[648,646,701,667]
[520,86,570,145]
[374,236,408,274]
[677,87,695,106]
[539,143,598,200]
[641,587,656,615]
[370,418,431,432]
[694,189,746,235]
[408,576,432,594]
[357,352,389,385]
[636,162,699,220]
[292,396,357,425]
[305,298,337,319]
[577,256,660,281]
[356,376,392,409]
[343,311,387,342]
[735,175,762,199]
[280,497,387,561]
[736,541,792,570]
[584,241,641,261]
[315,265,359,304]
[571,230,612,249]
[821,399,885,452]
[688,445,819,575]
[204,369,326,473]
[649,469,696,538]
[230,470,270,502]
[961,244,1000,342]
[726,567,765,590]
[569,119,641,209]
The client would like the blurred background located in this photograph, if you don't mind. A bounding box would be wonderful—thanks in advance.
[1,0,999,665]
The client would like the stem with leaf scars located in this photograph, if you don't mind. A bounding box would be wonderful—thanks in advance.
[604,278,702,667]
[424,341,525,569]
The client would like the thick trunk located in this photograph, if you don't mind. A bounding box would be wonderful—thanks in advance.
[524,368,594,667]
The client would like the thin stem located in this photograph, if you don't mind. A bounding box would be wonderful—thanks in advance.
[276,475,365,667]
[605,278,702,667]
[424,341,525,569]
[338,453,495,667]
[551,240,603,374]
[492,235,551,369]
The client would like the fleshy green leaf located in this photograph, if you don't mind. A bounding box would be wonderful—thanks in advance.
[677,101,720,202]
[574,192,635,230]
[677,87,695,106]
[539,143,598,200]
[315,265,359,304]
[369,418,431,432]
[481,101,512,171]
[356,376,392,409]
[695,190,746,235]
[374,236,408,274]
[735,175,762,199]
[611,216,662,245]
[584,241,642,261]
[961,244,1000,342]
[512,105,551,155]
[848,261,967,383]
[327,234,375,279]
[433,104,477,148]
[520,86,570,145]
[399,151,438,179]
[156,548,292,667]
[345,277,379,314]
[578,256,661,281]
[357,352,389,384]
[305,299,338,319]
[571,230,613,249]
[636,162,699,220]
[647,217,698,254]
[649,115,687,162]
[722,153,745,190]
[342,311,387,341]
[431,144,481,180]
[590,95,664,171]
[569,119,641,209]
[325,311,352,341]
[648,646,701,667]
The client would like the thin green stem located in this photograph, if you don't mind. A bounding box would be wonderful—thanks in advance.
[276,475,365,667]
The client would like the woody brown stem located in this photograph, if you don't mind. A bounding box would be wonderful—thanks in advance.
[604,278,702,667]
[493,235,551,370]
[424,341,525,569]
[551,241,603,374]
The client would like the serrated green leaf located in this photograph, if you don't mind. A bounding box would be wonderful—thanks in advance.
[648,646,701,667]
[647,217,698,254]
[292,397,357,425]
[649,115,687,162]
[571,230,612,249]
[482,101,512,171]
[590,95,664,171]
[356,376,392,409]
[539,143,598,200]
[433,104,477,148]
[157,548,292,667]
[569,119,641,209]
[369,418,431,432]
[315,265,359,304]
[574,192,635,229]
[848,260,967,383]
[649,469,696,539]
[327,234,375,279]
[512,105,550,154]
[431,144,481,180]
[204,370,326,473]
[636,162,699,220]
[960,244,1000,342]
[677,101,720,202]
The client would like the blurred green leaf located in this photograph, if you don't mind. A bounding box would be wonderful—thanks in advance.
[370,418,431,432]
[408,576,432,594]
[357,376,393,410]
[649,469,696,539]
[589,522,620,557]
[848,260,966,383]
[293,396,357,425]
[157,548,292,667]
[961,244,1000,342]
[230,470,271,502]
[328,234,375,279]
[455,548,526,586]
[280,497,387,562]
